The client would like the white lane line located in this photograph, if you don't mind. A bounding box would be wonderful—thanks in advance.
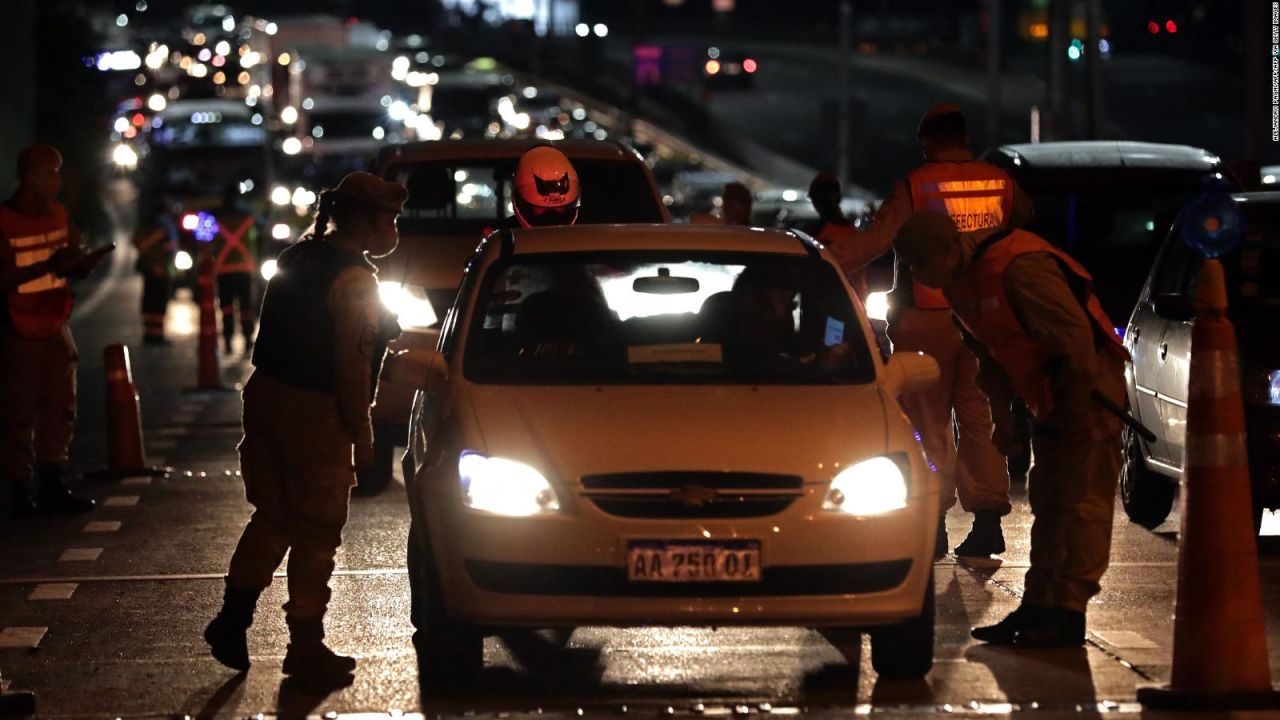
[0,627,47,648]
[103,496,140,507]
[83,521,122,533]
[120,477,152,487]
[1093,630,1160,649]
[29,583,77,601]
[59,548,103,562]
[0,568,407,584]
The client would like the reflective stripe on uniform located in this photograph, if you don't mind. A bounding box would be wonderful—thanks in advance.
[9,229,69,294]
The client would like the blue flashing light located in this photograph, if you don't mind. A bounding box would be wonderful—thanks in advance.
[193,211,220,243]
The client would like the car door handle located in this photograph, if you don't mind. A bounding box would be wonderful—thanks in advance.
[1160,342,1169,360]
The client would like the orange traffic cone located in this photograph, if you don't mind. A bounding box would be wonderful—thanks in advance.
[83,344,170,481]
[1138,259,1280,709]
[195,247,224,390]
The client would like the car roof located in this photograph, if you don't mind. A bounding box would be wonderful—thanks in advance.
[989,141,1221,171]
[379,139,644,166]
[500,223,817,256]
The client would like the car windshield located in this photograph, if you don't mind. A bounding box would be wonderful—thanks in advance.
[1165,200,1280,313]
[308,111,387,140]
[462,251,875,385]
[1019,169,1214,322]
[387,157,665,229]
[150,117,266,149]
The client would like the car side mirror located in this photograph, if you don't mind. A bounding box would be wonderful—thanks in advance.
[883,351,941,396]
[384,347,449,391]
[1153,293,1196,322]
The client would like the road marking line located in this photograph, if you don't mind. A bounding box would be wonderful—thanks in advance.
[0,627,47,648]
[28,583,77,601]
[1093,630,1160,649]
[120,477,152,487]
[0,568,407,585]
[103,496,140,507]
[58,548,103,562]
[82,521,122,533]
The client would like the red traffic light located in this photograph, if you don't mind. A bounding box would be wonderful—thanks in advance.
[743,58,757,73]
[1165,19,1178,33]
[1147,20,1160,34]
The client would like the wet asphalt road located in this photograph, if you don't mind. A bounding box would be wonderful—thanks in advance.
[4,234,1280,719]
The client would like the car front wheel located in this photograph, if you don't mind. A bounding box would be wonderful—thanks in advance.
[407,523,483,681]
[1120,427,1176,529]
[869,571,934,680]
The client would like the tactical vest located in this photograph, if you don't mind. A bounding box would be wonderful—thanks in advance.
[214,214,257,274]
[1,202,73,339]
[947,229,1126,420]
[890,161,1016,312]
[252,237,378,393]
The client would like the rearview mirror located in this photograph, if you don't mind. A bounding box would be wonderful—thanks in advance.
[1153,293,1195,322]
[633,267,700,295]
[883,352,941,396]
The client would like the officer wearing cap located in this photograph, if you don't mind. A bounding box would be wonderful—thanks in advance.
[830,103,1035,560]
[205,171,406,684]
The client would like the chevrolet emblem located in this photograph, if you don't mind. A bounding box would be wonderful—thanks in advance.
[670,484,718,507]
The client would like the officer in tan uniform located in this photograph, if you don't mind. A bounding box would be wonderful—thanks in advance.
[0,145,104,518]
[893,210,1128,647]
[829,103,1035,558]
[205,172,406,683]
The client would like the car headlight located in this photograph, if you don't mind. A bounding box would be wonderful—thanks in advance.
[865,291,889,322]
[174,250,194,271]
[458,451,560,516]
[260,258,278,281]
[823,455,909,516]
[1244,369,1280,407]
[378,281,439,329]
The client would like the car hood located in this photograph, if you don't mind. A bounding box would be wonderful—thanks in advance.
[463,384,889,485]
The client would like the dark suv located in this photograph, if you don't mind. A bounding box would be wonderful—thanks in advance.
[1121,192,1280,531]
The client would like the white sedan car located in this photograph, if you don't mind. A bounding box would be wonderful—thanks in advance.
[394,223,941,681]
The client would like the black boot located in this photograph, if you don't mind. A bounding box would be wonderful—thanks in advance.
[954,510,1006,557]
[971,603,1047,645]
[933,515,948,561]
[36,465,94,514]
[8,482,38,518]
[282,615,356,682]
[204,581,261,671]
[1013,607,1086,648]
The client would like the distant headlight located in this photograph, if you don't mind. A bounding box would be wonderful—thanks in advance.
[865,291,889,322]
[378,281,438,329]
[824,455,909,516]
[458,451,560,516]
[271,223,291,241]
[174,250,194,271]
[260,258,278,281]
[1244,369,1280,407]
[111,143,138,169]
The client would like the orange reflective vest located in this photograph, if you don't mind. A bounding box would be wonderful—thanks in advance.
[814,221,867,299]
[947,229,1127,420]
[2,202,73,339]
[904,160,1015,310]
[214,214,257,274]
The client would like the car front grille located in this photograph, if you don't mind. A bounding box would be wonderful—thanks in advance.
[579,472,804,519]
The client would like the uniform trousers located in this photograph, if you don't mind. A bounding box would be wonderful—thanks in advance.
[1022,351,1126,612]
[0,324,77,488]
[226,372,356,619]
[889,307,1011,515]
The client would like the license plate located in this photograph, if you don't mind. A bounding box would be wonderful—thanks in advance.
[626,540,761,582]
